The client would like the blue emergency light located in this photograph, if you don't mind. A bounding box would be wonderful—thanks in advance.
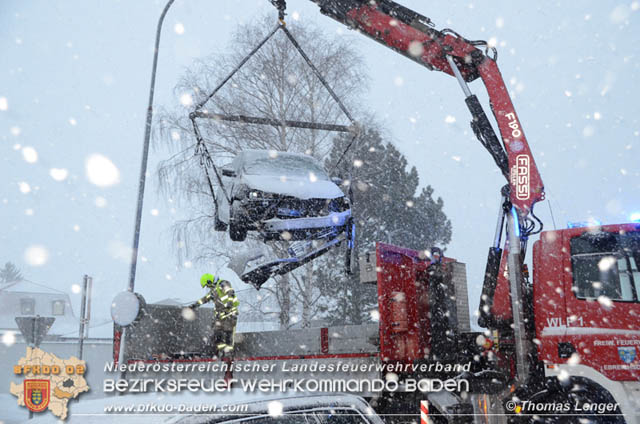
[567,220,602,229]
[630,212,640,223]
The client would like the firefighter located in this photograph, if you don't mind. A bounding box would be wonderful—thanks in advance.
[189,273,239,357]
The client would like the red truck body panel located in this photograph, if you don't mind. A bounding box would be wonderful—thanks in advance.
[375,243,456,363]
[534,223,640,381]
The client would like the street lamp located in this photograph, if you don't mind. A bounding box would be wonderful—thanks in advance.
[127,0,176,294]
[119,0,176,371]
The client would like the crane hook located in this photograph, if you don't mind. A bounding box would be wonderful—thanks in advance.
[269,0,287,24]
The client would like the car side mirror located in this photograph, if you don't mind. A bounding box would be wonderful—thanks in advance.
[331,176,343,185]
[222,168,236,178]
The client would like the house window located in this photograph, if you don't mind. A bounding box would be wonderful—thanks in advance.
[21,298,35,315]
[52,300,65,316]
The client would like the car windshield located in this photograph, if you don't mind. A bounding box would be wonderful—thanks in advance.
[243,153,329,180]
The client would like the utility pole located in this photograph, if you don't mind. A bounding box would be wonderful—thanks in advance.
[84,276,93,340]
[77,275,89,360]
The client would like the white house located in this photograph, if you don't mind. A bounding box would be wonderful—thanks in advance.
[0,280,79,339]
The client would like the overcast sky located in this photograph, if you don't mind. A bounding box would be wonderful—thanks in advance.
[1,1,639,329]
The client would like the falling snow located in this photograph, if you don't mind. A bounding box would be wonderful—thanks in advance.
[2,331,16,347]
[21,146,38,163]
[180,93,194,107]
[24,245,49,266]
[49,168,69,181]
[0,3,638,417]
[86,154,120,187]
[95,196,107,207]
[18,182,31,194]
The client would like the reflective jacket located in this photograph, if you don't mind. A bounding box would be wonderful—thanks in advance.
[190,280,239,321]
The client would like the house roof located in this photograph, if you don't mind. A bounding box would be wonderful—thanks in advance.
[153,298,185,306]
[0,279,68,295]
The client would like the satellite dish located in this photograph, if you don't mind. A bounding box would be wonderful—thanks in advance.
[110,291,146,327]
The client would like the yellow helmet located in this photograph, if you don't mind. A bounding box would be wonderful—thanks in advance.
[200,273,217,288]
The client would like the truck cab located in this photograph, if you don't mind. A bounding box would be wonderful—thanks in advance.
[533,222,640,420]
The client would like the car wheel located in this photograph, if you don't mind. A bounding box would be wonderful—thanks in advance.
[214,216,228,231]
[229,202,248,242]
[229,220,247,241]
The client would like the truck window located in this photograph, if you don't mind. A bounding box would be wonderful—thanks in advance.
[570,231,640,302]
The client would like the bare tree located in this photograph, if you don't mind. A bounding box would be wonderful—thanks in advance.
[156,15,367,328]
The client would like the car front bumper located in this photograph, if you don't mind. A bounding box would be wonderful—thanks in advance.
[262,210,351,233]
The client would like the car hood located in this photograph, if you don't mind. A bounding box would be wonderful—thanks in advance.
[241,174,344,199]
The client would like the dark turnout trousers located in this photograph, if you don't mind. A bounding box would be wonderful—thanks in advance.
[212,316,237,357]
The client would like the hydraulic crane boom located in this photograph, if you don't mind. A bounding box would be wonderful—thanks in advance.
[270,0,546,384]
[274,0,545,219]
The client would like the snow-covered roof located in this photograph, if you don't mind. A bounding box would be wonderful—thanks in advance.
[0,280,79,337]
[0,279,67,295]
[153,298,186,306]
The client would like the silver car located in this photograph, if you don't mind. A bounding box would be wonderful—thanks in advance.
[21,392,384,424]
[215,150,351,242]
[172,393,384,424]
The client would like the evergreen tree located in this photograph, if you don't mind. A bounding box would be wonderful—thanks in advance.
[0,262,24,284]
[315,127,452,325]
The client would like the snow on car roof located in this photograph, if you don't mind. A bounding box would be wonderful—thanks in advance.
[237,150,329,179]
[238,149,321,162]
[17,391,379,424]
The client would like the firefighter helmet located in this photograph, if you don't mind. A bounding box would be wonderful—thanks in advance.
[200,273,217,288]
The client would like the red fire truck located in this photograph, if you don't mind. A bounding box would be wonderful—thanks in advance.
[115,232,640,422]
[113,0,640,422]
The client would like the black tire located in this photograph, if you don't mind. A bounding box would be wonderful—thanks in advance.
[229,219,247,241]
[214,216,228,231]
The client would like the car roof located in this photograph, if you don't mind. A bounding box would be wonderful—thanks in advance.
[172,393,381,424]
[21,391,381,424]
[236,150,322,164]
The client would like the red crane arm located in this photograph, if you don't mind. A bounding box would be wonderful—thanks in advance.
[306,0,545,215]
